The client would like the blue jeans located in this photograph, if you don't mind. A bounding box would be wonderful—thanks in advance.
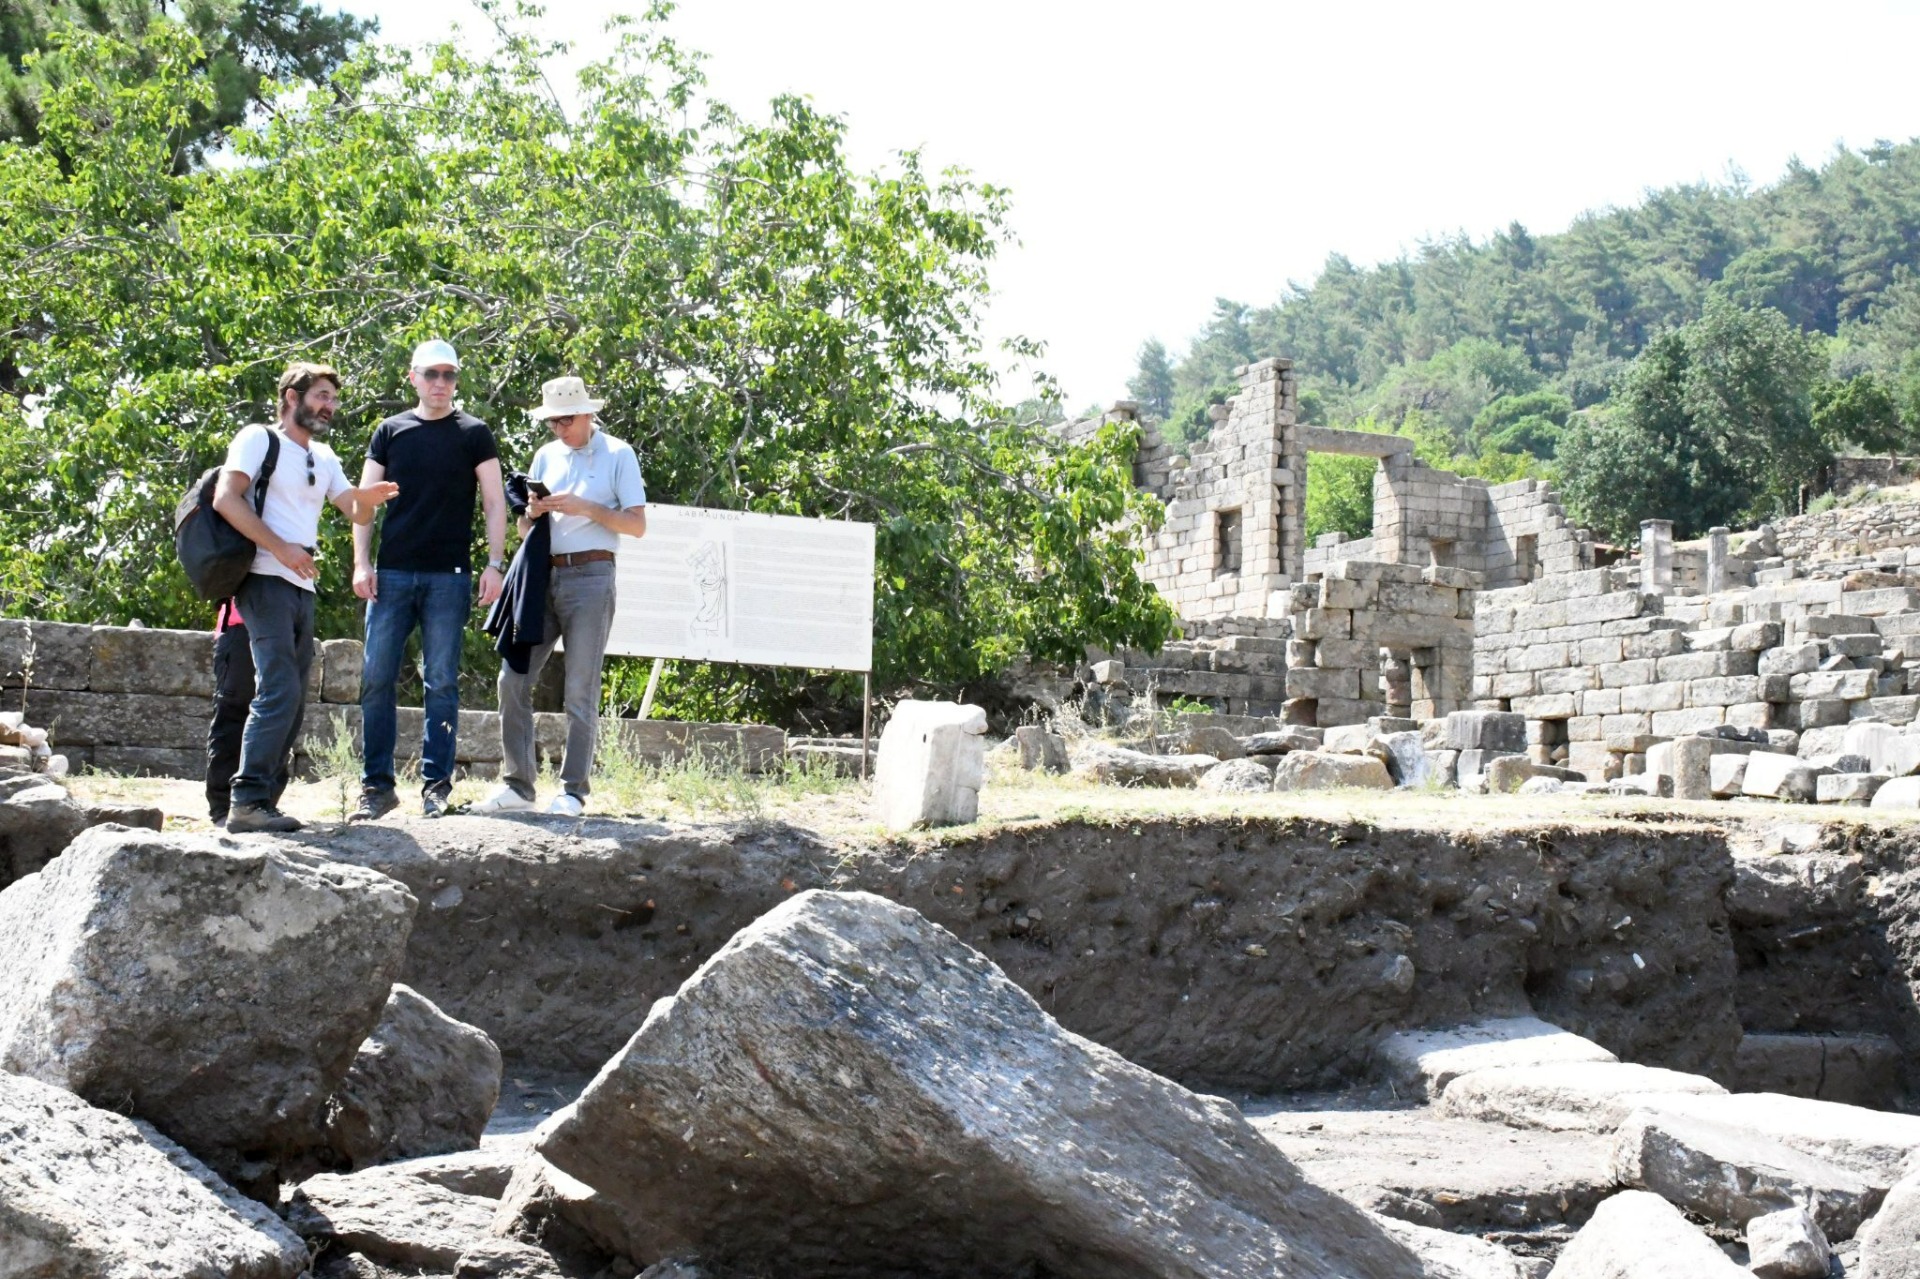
[361,568,469,796]
[231,575,313,808]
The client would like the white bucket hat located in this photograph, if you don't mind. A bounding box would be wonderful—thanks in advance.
[410,338,460,369]
[530,375,605,421]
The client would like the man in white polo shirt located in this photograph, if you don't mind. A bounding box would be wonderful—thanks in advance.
[212,362,399,833]
[474,376,646,816]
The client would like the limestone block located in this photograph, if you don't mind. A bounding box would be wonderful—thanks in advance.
[1855,1164,1920,1277]
[1797,698,1850,729]
[535,890,1431,1279]
[1492,671,1538,699]
[1686,676,1760,708]
[0,618,93,690]
[89,626,213,697]
[1790,669,1876,701]
[1437,1061,1726,1133]
[1746,1205,1832,1279]
[1710,755,1749,797]
[1013,726,1070,773]
[1567,715,1604,742]
[1651,706,1725,736]
[1760,643,1822,676]
[1567,591,1649,626]
[1742,752,1825,802]
[1287,667,1360,701]
[1488,757,1583,792]
[1599,659,1657,689]
[1319,577,1371,609]
[1321,724,1374,753]
[1733,622,1784,652]
[1797,725,1849,759]
[1671,736,1714,802]
[1728,702,1776,730]
[1090,660,1126,685]
[873,700,988,830]
[1508,642,1570,672]
[1442,710,1525,753]
[1375,1017,1617,1103]
[1270,751,1393,792]
[1301,608,1352,640]
[1734,1034,1900,1109]
[322,983,502,1171]
[1629,1092,1920,1193]
[27,689,213,749]
[1843,721,1920,776]
[1625,629,1688,660]
[1072,743,1217,788]
[1871,776,1920,810]
[1313,638,1373,669]
[1538,667,1599,695]
[0,1071,309,1279]
[1622,682,1687,715]
[1581,689,1623,716]
[1512,693,1578,719]
[1657,651,1758,681]
[0,828,415,1189]
[1610,1107,1878,1238]
[321,638,363,704]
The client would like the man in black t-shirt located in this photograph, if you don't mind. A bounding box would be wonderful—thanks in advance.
[349,338,507,820]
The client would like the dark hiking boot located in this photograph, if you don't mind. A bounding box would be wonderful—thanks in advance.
[226,803,302,834]
[422,789,452,819]
[349,787,399,822]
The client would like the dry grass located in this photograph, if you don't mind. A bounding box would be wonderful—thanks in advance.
[63,747,1920,844]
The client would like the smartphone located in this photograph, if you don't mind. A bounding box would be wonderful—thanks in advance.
[526,479,551,498]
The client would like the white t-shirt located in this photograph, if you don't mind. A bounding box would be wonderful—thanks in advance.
[223,424,350,592]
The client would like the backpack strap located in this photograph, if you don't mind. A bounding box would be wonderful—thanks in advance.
[253,429,281,515]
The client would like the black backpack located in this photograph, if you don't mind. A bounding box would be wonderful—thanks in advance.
[174,430,281,601]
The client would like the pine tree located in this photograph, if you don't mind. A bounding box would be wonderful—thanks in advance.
[1126,338,1174,422]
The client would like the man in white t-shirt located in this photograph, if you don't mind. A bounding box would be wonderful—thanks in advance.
[212,362,399,833]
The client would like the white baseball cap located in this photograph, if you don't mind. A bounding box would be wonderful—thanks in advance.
[410,338,460,370]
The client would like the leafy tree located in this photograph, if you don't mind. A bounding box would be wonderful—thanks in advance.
[1126,337,1173,421]
[1470,389,1571,458]
[1,0,371,164]
[1559,300,1826,540]
[1304,452,1374,545]
[1812,372,1910,456]
[0,15,1174,722]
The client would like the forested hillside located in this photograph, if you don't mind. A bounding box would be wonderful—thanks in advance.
[1129,142,1920,542]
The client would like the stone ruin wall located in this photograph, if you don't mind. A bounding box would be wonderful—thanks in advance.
[0,618,782,779]
[1282,561,1476,727]
[1474,520,1920,781]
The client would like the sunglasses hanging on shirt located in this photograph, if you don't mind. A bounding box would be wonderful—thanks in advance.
[306,449,316,487]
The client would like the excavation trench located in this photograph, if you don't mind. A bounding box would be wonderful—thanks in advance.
[309,811,1920,1101]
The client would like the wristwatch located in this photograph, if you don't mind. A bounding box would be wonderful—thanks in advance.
[487,558,504,571]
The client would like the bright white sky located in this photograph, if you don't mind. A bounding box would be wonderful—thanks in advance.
[341,0,1920,409]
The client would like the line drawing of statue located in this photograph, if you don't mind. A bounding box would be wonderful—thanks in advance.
[688,540,727,639]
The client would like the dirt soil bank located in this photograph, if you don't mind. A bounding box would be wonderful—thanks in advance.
[315,812,1741,1090]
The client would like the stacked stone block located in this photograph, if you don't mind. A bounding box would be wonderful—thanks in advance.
[1086,618,1290,721]
[0,618,783,779]
[1285,560,1476,727]
[1061,360,1301,623]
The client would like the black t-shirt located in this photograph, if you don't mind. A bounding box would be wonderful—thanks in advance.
[367,409,500,572]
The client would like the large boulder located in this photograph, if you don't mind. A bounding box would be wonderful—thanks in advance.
[1271,750,1394,792]
[1610,1107,1879,1239]
[1197,757,1273,794]
[1071,741,1219,787]
[0,826,415,1188]
[286,1166,496,1270]
[1627,1092,1920,1192]
[873,700,987,830]
[1375,1017,1617,1102]
[325,983,502,1170]
[1746,1206,1831,1279]
[1370,1214,1532,1278]
[537,890,1427,1278]
[1857,1163,1920,1277]
[0,775,161,887]
[1548,1189,1749,1277]
[0,1071,308,1278]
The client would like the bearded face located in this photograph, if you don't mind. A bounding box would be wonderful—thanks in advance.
[292,385,337,436]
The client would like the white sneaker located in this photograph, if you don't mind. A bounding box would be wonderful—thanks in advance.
[546,793,586,817]
[469,785,534,815]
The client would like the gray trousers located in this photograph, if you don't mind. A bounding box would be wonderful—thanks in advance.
[498,561,616,799]
[231,574,314,808]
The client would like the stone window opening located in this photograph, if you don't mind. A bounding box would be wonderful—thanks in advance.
[1515,534,1539,584]
[1429,538,1456,569]
[1215,509,1243,577]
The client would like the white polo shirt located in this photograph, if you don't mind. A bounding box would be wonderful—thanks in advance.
[223,424,349,591]
[527,428,647,555]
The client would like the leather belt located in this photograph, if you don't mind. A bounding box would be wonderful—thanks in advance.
[550,550,616,567]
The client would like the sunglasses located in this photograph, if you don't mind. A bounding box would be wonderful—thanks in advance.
[306,450,315,487]
[419,368,459,383]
